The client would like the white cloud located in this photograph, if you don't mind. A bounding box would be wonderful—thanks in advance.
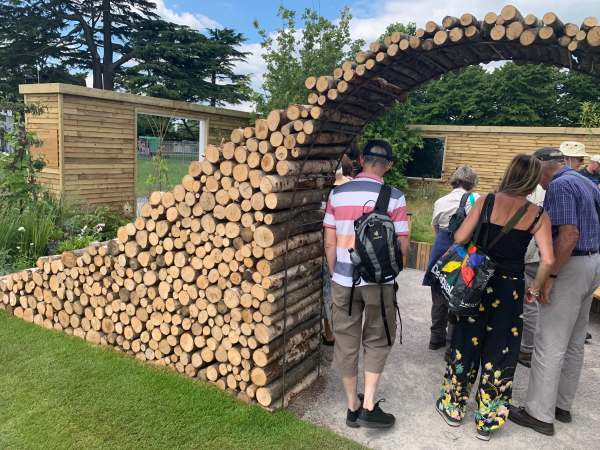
[226,42,267,112]
[152,0,220,30]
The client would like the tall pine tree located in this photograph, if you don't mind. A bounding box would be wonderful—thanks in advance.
[118,23,251,106]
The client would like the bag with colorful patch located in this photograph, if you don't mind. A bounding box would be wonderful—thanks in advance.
[429,194,530,316]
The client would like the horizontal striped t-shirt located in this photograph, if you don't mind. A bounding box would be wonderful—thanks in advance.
[323,172,409,287]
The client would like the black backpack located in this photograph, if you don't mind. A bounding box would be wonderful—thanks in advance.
[348,184,403,345]
[447,192,472,238]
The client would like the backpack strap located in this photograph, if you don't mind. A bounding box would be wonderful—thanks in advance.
[487,201,531,250]
[348,279,356,317]
[458,192,470,209]
[374,184,392,214]
[380,286,392,346]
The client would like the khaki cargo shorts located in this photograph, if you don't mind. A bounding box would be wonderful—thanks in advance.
[331,281,397,377]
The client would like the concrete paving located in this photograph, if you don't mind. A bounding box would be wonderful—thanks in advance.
[289,269,600,449]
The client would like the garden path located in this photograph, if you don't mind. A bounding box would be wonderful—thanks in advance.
[289,269,600,450]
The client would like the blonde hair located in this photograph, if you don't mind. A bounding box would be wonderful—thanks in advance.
[498,154,542,196]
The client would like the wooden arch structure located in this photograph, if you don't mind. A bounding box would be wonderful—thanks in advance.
[2,5,600,409]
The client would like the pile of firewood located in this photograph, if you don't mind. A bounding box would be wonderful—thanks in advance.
[1,4,599,408]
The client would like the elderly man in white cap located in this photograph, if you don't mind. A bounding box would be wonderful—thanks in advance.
[560,141,588,171]
[579,154,600,186]
[510,143,600,436]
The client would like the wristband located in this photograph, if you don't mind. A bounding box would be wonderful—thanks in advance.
[550,274,558,279]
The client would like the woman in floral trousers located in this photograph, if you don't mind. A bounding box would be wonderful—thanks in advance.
[435,155,555,441]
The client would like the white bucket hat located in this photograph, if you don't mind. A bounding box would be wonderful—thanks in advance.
[591,154,600,163]
[559,141,588,158]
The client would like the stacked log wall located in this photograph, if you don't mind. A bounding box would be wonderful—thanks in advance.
[4,5,600,408]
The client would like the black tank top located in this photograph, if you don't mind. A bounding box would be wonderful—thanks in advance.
[476,195,542,277]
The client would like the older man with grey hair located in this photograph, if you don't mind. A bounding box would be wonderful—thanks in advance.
[510,144,600,436]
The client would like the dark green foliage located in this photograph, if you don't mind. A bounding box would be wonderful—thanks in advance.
[0,100,128,275]
[0,311,365,450]
[1,1,250,105]
[118,22,251,105]
[361,102,422,190]
[254,6,364,115]
[410,63,600,127]
[580,102,600,128]
[206,28,252,106]
[0,0,85,99]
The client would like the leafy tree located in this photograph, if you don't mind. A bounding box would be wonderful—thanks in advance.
[362,101,423,189]
[254,6,364,114]
[410,66,493,125]
[580,102,600,128]
[1,0,159,91]
[0,100,46,205]
[380,22,417,40]
[486,63,561,126]
[205,28,252,107]
[0,1,85,99]
[119,22,251,106]
[558,71,600,126]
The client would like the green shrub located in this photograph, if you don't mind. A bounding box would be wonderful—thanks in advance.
[55,235,97,253]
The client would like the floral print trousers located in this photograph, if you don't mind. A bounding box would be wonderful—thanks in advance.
[439,274,524,432]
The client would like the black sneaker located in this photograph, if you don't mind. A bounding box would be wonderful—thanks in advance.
[585,332,592,344]
[476,429,491,441]
[436,398,462,427]
[346,393,364,428]
[356,399,395,429]
[508,406,555,436]
[429,340,445,350]
[518,351,532,368]
[555,407,572,423]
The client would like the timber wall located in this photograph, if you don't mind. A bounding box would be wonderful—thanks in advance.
[411,125,600,193]
[20,83,251,211]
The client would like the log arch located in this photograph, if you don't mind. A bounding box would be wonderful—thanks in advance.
[2,5,600,409]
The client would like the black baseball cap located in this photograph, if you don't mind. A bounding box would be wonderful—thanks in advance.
[362,139,394,162]
[533,147,564,161]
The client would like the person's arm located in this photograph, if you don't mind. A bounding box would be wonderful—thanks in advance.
[324,228,337,275]
[525,213,555,304]
[391,192,410,259]
[540,183,580,301]
[541,224,579,302]
[322,191,337,275]
[453,195,486,245]
[398,235,409,260]
[431,199,441,237]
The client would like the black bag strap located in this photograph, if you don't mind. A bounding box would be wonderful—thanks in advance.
[487,201,531,250]
[375,184,392,214]
[527,206,544,233]
[472,193,495,244]
[458,192,470,209]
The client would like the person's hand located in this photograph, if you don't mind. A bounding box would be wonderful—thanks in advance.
[540,279,554,304]
[525,287,541,304]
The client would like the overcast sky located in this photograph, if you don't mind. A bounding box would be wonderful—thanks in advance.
[127,1,600,110]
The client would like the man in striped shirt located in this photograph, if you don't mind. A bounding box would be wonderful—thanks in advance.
[323,140,409,429]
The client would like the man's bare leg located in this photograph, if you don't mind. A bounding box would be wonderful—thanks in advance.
[342,375,361,411]
[363,371,381,410]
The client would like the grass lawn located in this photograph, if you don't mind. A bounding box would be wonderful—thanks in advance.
[0,311,363,450]
[406,182,446,244]
[136,158,193,198]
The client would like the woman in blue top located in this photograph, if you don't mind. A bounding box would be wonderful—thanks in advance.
[424,166,479,355]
